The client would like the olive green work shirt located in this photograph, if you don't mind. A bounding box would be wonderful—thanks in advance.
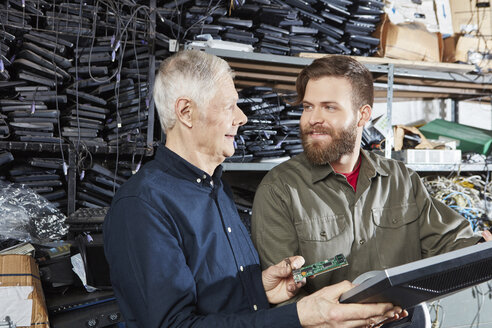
[251,149,480,294]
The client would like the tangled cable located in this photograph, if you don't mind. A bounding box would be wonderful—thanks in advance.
[422,175,492,232]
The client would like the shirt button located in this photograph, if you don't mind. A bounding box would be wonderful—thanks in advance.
[240,266,244,271]
[202,174,207,179]
[196,178,201,183]
[227,227,232,233]
[253,304,257,311]
[359,239,365,245]
[392,218,398,224]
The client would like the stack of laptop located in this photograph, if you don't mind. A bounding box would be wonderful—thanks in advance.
[0,0,35,33]
[7,157,67,212]
[77,163,127,209]
[156,0,383,56]
[225,86,303,163]
[0,26,73,143]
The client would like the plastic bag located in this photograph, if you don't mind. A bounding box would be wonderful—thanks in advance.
[0,181,68,242]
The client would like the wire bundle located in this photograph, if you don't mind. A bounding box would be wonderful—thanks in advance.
[422,174,492,232]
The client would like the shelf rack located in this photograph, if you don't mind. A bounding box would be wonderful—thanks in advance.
[222,162,492,172]
[192,48,492,172]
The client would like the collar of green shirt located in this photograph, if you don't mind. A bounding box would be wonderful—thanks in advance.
[309,149,389,184]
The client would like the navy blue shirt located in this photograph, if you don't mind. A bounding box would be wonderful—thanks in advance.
[104,145,301,328]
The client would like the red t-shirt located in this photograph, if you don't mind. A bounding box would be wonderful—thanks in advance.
[336,157,361,192]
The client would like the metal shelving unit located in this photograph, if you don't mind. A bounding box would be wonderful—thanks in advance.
[0,141,149,155]
[222,162,492,172]
[0,0,159,215]
[195,48,492,172]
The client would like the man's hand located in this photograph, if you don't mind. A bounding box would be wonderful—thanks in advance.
[482,229,492,241]
[297,280,406,328]
[262,256,305,304]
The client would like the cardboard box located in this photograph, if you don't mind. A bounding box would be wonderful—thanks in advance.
[442,35,459,62]
[0,255,49,328]
[375,14,443,62]
[455,35,492,70]
[449,0,492,35]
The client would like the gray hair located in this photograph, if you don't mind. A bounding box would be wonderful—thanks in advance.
[153,50,234,132]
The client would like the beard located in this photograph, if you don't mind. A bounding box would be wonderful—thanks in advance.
[301,119,358,165]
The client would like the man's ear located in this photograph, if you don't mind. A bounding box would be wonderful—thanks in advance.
[175,97,194,128]
[358,104,372,127]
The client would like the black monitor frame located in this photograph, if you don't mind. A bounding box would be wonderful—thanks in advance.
[340,241,492,309]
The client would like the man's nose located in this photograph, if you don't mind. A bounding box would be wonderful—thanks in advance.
[308,107,324,125]
[234,105,247,126]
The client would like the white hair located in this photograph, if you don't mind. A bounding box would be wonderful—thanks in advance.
[153,50,234,132]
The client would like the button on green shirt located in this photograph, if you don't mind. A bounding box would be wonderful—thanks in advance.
[251,149,480,295]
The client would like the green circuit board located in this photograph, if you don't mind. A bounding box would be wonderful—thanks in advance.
[292,254,348,283]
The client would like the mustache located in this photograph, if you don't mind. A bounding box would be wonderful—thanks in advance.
[301,127,333,135]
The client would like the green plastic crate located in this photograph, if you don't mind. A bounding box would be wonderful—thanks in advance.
[419,119,492,155]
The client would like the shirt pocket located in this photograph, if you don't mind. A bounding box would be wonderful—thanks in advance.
[371,203,421,268]
[296,215,346,242]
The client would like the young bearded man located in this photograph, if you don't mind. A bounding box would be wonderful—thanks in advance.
[251,55,492,299]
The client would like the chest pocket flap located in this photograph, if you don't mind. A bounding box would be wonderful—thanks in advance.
[372,203,420,228]
[296,215,346,241]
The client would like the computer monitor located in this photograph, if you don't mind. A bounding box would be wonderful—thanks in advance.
[340,241,492,309]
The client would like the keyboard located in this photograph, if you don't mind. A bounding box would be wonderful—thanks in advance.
[66,207,109,225]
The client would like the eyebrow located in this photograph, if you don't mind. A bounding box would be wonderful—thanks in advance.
[302,100,339,106]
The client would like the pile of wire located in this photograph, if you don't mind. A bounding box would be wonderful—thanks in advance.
[422,174,492,232]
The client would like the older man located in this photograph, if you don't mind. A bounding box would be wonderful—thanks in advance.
[103,50,403,328]
[251,55,492,299]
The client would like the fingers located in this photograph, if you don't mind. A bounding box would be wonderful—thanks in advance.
[336,302,396,322]
[274,255,305,277]
[287,280,304,293]
[288,255,305,270]
[371,308,407,327]
[482,229,492,241]
[323,310,398,328]
[320,280,356,299]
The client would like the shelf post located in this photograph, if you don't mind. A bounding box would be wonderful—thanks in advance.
[67,147,77,215]
[385,64,394,159]
[146,0,156,155]
[450,98,459,122]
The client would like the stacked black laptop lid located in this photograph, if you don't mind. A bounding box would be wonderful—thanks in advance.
[226,86,303,162]
[157,0,383,56]
[5,157,68,211]
[0,0,156,150]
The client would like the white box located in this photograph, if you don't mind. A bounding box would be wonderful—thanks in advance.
[392,149,462,164]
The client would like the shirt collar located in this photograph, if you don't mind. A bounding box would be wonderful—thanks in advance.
[360,149,390,178]
[310,149,388,184]
[154,144,223,184]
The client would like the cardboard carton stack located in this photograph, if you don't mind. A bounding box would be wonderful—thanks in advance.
[446,0,492,70]
[374,0,491,69]
[0,255,49,328]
